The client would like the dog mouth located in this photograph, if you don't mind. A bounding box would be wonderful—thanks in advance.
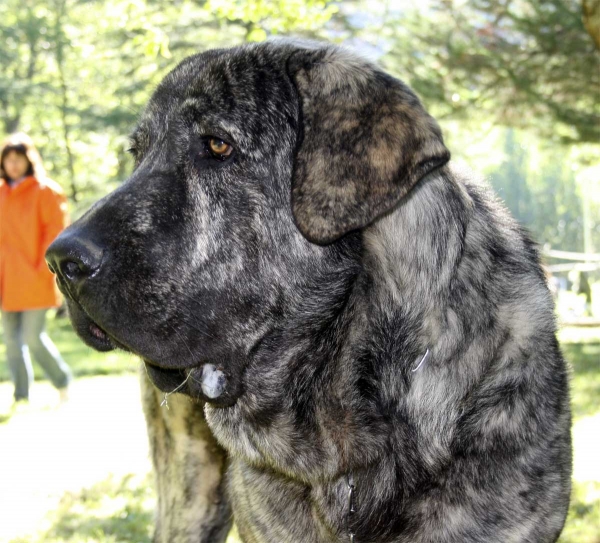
[65,299,237,406]
[66,300,120,353]
[86,320,135,354]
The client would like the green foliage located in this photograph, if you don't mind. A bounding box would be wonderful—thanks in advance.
[206,0,337,41]
[1,0,596,255]
[558,325,600,413]
[0,0,338,212]
[0,0,47,133]
[380,0,599,145]
[563,340,600,420]
[560,481,600,543]
[486,129,599,253]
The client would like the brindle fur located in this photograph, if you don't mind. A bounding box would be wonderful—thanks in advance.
[140,372,231,542]
[47,41,572,543]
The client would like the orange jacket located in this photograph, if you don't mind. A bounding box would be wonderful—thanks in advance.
[0,176,68,311]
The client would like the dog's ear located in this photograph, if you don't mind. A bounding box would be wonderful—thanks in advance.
[288,47,450,244]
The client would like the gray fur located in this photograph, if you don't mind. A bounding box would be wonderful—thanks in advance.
[46,41,572,543]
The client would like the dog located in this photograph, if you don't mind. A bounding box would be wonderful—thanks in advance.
[46,40,572,542]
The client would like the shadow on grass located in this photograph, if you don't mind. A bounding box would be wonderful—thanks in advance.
[9,471,243,543]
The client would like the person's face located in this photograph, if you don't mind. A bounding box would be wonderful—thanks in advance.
[2,151,30,180]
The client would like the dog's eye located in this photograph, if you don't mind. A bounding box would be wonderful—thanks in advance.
[208,138,233,159]
[194,136,235,165]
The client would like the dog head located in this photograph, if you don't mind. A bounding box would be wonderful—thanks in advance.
[46,41,449,406]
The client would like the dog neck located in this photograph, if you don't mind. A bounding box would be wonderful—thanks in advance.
[205,166,473,477]
[363,165,472,320]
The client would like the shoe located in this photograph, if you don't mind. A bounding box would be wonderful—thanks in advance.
[10,398,30,415]
[58,387,70,404]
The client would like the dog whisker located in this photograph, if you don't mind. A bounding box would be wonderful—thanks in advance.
[160,371,192,410]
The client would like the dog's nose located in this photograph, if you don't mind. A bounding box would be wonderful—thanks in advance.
[46,232,104,289]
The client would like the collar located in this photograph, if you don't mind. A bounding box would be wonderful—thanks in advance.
[2,175,37,193]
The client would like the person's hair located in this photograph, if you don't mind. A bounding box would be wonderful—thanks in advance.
[0,133,46,181]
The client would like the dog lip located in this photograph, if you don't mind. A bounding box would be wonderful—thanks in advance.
[80,317,115,352]
[143,362,189,394]
[89,322,109,341]
[83,317,117,351]
[67,298,129,353]
[142,358,201,371]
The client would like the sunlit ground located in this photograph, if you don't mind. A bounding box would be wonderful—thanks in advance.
[0,375,151,542]
[559,327,600,543]
[0,324,598,543]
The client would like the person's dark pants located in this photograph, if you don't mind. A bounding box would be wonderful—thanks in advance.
[1,308,72,401]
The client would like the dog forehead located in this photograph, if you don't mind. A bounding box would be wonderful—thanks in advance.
[156,46,290,111]
[136,45,298,148]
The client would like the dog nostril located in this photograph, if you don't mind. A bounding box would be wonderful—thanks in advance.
[46,231,104,287]
[62,260,86,281]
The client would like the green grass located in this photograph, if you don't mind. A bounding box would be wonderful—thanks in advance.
[10,474,155,543]
[562,481,600,543]
[11,474,240,543]
[2,322,599,542]
[557,327,600,543]
[563,342,600,420]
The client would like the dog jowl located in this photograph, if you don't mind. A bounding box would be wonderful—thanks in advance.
[46,41,571,543]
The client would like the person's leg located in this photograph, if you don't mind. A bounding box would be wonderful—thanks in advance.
[22,309,72,390]
[1,310,32,401]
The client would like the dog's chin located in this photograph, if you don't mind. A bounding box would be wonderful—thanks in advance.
[143,362,189,393]
[143,362,239,407]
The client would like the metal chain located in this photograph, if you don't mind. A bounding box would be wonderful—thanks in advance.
[347,472,356,542]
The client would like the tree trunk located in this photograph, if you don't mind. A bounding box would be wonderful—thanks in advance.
[583,0,600,49]
[53,0,78,201]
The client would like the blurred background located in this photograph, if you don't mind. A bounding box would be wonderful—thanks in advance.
[0,1,598,542]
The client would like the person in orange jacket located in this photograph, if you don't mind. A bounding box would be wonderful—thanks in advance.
[0,133,72,404]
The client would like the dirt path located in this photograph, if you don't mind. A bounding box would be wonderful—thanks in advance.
[0,374,151,543]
